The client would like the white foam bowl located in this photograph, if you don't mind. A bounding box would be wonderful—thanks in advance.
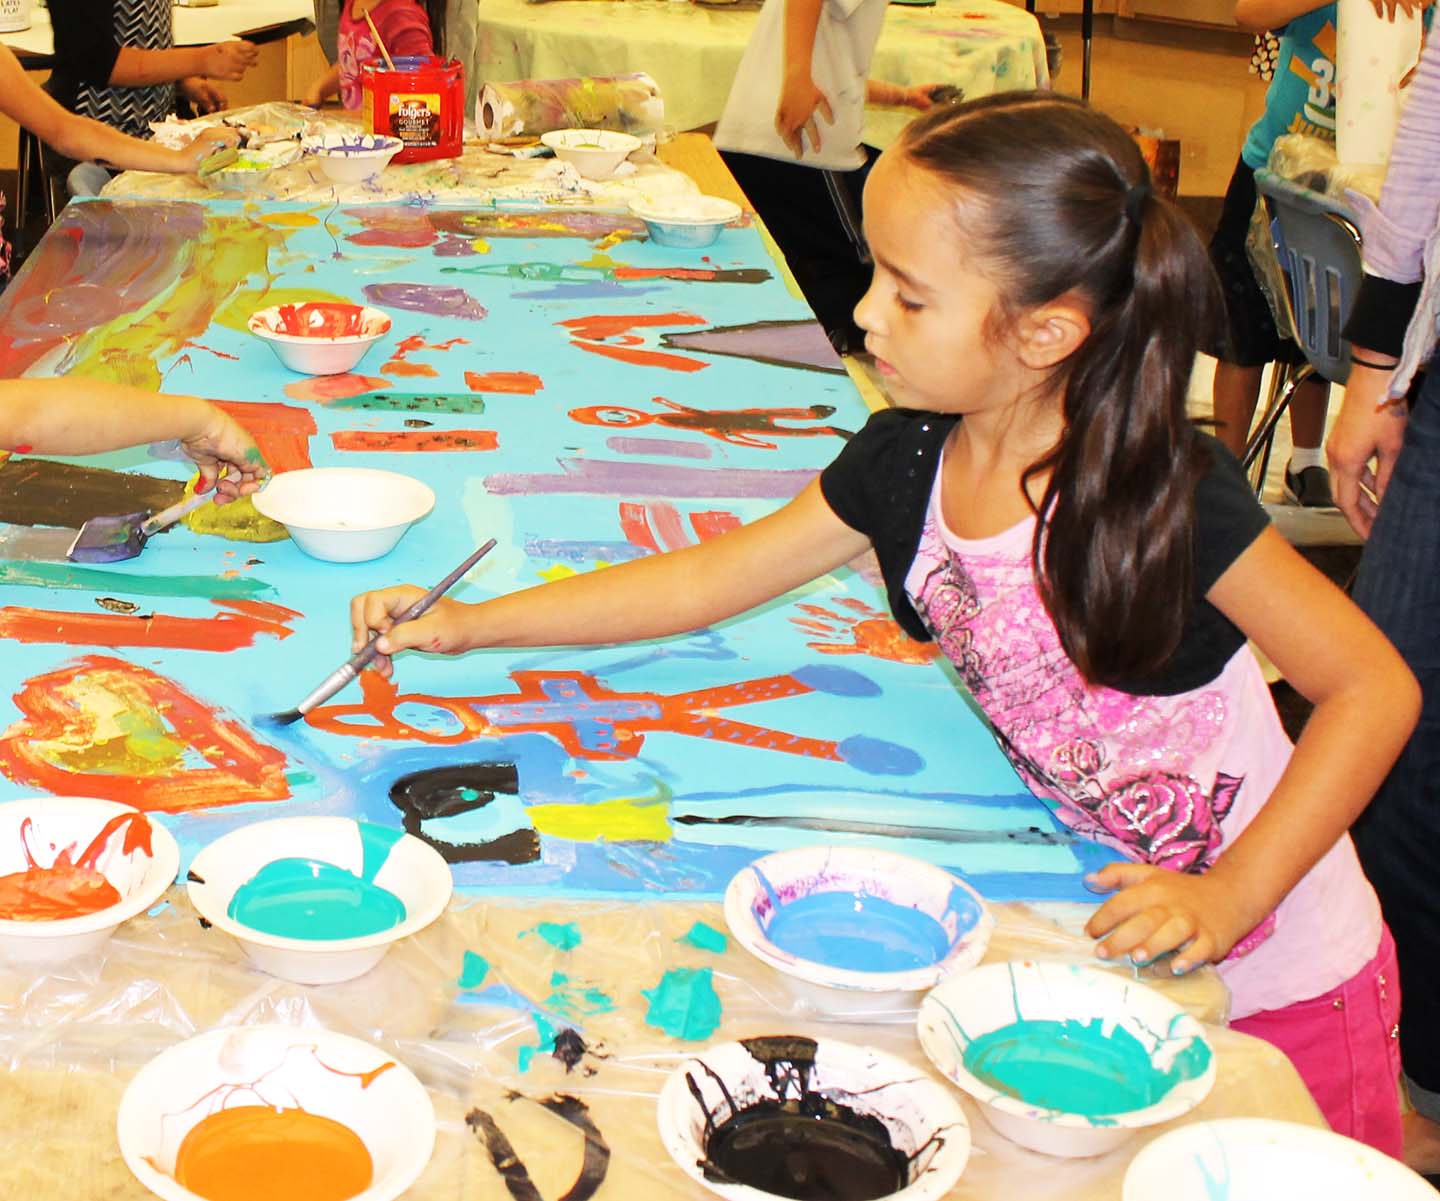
[1123,1119,1435,1200]
[118,1025,435,1201]
[248,302,392,375]
[186,817,452,985]
[630,194,742,248]
[724,846,993,1018]
[541,128,642,180]
[658,1036,970,1201]
[917,960,1216,1158]
[251,467,434,563]
[210,142,302,193]
[0,796,179,966]
[304,133,405,184]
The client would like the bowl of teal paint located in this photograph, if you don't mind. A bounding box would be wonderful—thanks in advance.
[0,796,180,967]
[723,846,994,1016]
[186,817,452,985]
[657,1035,971,1201]
[917,960,1216,1158]
[1122,1118,1437,1200]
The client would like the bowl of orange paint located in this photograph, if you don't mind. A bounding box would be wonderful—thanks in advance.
[117,1024,435,1201]
[186,817,452,985]
[248,302,392,376]
[0,796,179,966]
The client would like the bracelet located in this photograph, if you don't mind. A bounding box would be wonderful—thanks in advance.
[1350,353,1399,371]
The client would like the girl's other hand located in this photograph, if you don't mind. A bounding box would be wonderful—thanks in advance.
[1082,861,1252,974]
[203,39,260,81]
[349,590,475,677]
[1370,0,1433,17]
[180,405,267,501]
[180,76,227,114]
[1327,361,1408,538]
[776,71,834,158]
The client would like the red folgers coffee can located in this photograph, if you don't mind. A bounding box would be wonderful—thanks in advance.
[361,55,465,164]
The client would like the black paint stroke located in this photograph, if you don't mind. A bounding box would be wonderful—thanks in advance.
[465,1092,610,1201]
[0,458,185,528]
[388,762,539,865]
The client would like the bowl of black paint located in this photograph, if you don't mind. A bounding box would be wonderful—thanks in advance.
[657,1035,970,1201]
[917,960,1216,1158]
[724,846,994,1016]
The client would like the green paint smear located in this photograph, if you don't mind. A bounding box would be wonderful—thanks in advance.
[458,949,490,989]
[642,967,722,1041]
[524,921,581,951]
[962,1018,1213,1117]
[285,769,316,788]
[0,561,274,599]
[517,1012,557,1072]
[324,392,487,415]
[545,969,615,1020]
[679,921,728,953]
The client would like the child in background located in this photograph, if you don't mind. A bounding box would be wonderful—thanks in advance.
[1,381,266,500]
[302,0,447,111]
[351,93,1417,1151]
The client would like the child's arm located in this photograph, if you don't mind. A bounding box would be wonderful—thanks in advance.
[1235,0,1426,30]
[776,0,834,158]
[0,381,267,500]
[1085,526,1420,972]
[302,63,343,108]
[0,45,236,175]
[350,480,872,670]
[865,80,951,109]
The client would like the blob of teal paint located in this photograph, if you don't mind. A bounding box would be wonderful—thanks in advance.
[679,921,728,953]
[962,1018,1212,1117]
[525,920,582,951]
[762,891,950,973]
[517,1012,558,1072]
[227,821,407,941]
[643,967,722,1041]
[545,970,615,1019]
[458,950,490,989]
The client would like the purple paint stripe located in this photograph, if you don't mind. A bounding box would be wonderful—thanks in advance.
[485,459,817,498]
[605,436,713,459]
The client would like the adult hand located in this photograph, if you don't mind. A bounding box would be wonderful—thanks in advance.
[1327,362,1409,538]
[776,71,834,158]
[1370,0,1433,18]
[350,589,476,676]
[202,39,259,81]
[1083,861,1253,975]
[180,404,268,502]
[180,76,227,115]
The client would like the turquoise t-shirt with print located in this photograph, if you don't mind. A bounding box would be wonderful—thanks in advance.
[1241,5,1337,169]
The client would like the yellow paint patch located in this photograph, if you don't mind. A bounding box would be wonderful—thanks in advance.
[471,239,490,254]
[529,785,673,843]
[184,490,290,543]
[257,211,322,228]
[538,563,578,583]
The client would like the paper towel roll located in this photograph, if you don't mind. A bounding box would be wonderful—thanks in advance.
[1336,0,1421,167]
[477,75,665,142]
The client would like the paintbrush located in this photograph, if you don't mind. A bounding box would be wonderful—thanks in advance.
[196,145,240,177]
[262,537,497,727]
[363,10,397,71]
[67,490,215,565]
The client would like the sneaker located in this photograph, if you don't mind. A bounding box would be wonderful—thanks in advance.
[1283,463,1335,508]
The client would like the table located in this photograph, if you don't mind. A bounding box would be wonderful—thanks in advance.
[0,136,1323,1201]
[0,0,313,58]
[452,0,1049,150]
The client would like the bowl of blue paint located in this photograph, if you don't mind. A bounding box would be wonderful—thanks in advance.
[186,817,452,985]
[118,1024,435,1201]
[723,846,994,1015]
[917,960,1217,1158]
[629,194,742,249]
[1122,1118,1437,1200]
[657,1035,971,1201]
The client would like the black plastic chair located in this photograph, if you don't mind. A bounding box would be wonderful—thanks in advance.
[1243,168,1364,494]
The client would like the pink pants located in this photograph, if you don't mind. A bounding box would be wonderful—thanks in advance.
[1232,925,1403,1158]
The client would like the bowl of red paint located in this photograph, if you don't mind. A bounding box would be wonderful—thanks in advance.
[186,817,452,985]
[248,302,392,376]
[724,846,994,1017]
[117,1024,435,1201]
[0,796,179,966]
[657,1035,971,1201]
[917,960,1216,1158]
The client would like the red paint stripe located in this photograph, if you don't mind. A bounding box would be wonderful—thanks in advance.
[464,371,544,395]
[647,502,689,551]
[570,340,707,374]
[612,267,719,281]
[331,430,498,452]
[689,510,741,540]
[557,312,706,340]
[0,601,296,651]
[618,502,659,551]
[210,399,317,472]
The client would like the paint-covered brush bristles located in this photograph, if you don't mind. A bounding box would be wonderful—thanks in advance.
[261,537,498,728]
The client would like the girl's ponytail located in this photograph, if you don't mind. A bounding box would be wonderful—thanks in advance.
[901,93,1222,687]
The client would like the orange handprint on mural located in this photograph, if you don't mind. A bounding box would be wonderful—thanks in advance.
[790,598,938,665]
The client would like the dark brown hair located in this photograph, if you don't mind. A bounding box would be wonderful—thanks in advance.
[898,91,1222,686]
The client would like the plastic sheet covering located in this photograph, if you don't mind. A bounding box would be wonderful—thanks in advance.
[0,894,1323,1200]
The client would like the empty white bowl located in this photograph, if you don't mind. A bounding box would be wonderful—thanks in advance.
[630,194,742,248]
[1123,1119,1435,1200]
[251,467,434,563]
[917,960,1216,1158]
[724,846,993,1018]
[0,796,179,966]
[304,133,405,184]
[658,1036,970,1201]
[249,301,392,376]
[540,128,642,180]
[186,817,452,984]
[118,1024,435,1201]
